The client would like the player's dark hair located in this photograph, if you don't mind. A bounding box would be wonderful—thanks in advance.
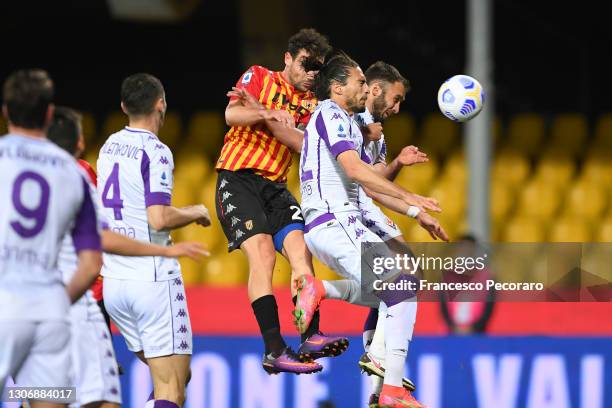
[365,61,410,91]
[47,106,82,156]
[2,69,54,129]
[313,51,359,100]
[288,28,331,61]
[120,73,164,116]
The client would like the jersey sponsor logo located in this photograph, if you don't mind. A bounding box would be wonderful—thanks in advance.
[331,112,343,120]
[222,191,233,202]
[270,92,312,117]
[235,229,245,239]
[242,70,253,85]
[245,220,253,230]
[231,216,241,227]
[226,203,237,214]
[219,178,228,189]
[159,156,169,165]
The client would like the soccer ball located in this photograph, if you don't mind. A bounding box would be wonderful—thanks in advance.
[437,75,485,122]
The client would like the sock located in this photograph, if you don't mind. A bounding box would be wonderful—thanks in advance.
[293,295,320,343]
[362,307,378,351]
[369,305,386,361]
[153,401,179,408]
[382,300,417,387]
[252,295,287,355]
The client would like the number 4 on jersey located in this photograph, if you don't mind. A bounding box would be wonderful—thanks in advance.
[101,163,124,220]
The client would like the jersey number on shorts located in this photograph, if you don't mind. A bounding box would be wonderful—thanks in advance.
[290,205,304,221]
[101,163,124,220]
[10,171,50,238]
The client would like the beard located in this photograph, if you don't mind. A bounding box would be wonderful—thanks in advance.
[347,94,367,114]
[371,91,387,122]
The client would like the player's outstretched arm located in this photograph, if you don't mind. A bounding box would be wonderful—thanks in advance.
[147,204,211,231]
[66,250,103,303]
[102,230,209,260]
[362,186,449,241]
[225,98,294,128]
[337,150,441,212]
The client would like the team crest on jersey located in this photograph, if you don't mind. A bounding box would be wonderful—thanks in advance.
[245,220,253,230]
[301,100,315,111]
[242,70,253,85]
[386,217,397,229]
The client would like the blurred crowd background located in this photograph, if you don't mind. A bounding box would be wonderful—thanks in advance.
[2,0,611,287]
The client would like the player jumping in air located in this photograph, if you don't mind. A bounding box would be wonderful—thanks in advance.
[0,69,103,408]
[297,53,447,407]
[47,106,207,408]
[97,73,211,408]
[215,28,348,374]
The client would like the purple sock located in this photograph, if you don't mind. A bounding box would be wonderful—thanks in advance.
[153,400,179,408]
[363,307,378,331]
[148,392,155,402]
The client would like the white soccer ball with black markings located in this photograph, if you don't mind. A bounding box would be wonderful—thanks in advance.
[437,75,485,122]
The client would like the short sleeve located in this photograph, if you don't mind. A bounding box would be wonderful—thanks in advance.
[71,177,102,252]
[316,106,355,158]
[141,142,173,207]
[230,65,265,101]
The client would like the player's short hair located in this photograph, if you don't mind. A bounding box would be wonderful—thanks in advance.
[120,73,164,116]
[313,51,359,100]
[47,106,82,156]
[2,69,54,129]
[288,28,331,61]
[365,61,410,92]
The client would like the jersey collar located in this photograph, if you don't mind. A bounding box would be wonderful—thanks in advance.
[124,126,159,140]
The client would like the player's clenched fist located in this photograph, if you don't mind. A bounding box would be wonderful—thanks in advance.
[363,122,383,142]
[194,204,212,227]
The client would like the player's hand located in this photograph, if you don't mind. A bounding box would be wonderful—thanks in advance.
[416,212,449,241]
[194,204,212,227]
[263,109,295,128]
[396,146,428,166]
[166,242,210,260]
[363,122,383,142]
[406,194,441,213]
[227,87,262,110]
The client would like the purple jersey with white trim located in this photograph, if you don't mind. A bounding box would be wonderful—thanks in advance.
[97,126,179,281]
[0,134,101,320]
[299,99,365,222]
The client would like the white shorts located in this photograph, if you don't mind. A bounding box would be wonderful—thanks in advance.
[305,211,392,284]
[359,195,403,240]
[69,302,122,406]
[0,320,70,395]
[103,277,193,358]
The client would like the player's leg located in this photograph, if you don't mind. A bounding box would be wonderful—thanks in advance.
[146,355,191,406]
[216,170,322,374]
[15,321,71,408]
[280,230,349,361]
[70,302,121,408]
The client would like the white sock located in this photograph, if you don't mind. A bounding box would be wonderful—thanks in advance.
[369,304,386,361]
[322,280,378,307]
[383,300,417,387]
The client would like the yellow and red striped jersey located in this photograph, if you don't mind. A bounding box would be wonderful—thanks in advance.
[216,65,317,182]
